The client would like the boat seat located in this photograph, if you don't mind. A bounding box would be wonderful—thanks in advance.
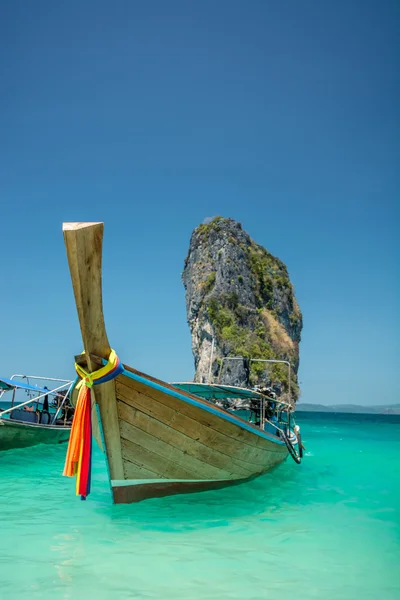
[10,408,39,424]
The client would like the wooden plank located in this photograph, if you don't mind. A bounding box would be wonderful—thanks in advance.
[116,380,283,468]
[117,373,285,454]
[63,222,124,480]
[121,364,285,450]
[63,223,110,356]
[117,380,240,454]
[123,459,160,480]
[119,420,236,480]
[118,371,268,449]
[121,366,266,440]
[121,438,208,480]
[117,400,252,477]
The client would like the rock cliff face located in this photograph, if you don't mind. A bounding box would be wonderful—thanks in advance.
[182,217,302,404]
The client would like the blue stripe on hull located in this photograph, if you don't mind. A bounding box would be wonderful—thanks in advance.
[121,369,287,446]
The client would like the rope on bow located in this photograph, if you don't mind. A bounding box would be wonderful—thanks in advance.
[63,349,123,500]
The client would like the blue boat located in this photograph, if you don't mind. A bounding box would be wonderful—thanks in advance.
[0,375,75,451]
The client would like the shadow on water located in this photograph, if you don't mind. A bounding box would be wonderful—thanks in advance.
[0,441,318,533]
[2,410,355,535]
[93,449,327,533]
[106,465,301,532]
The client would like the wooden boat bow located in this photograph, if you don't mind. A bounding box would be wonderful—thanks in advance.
[62,222,111,368]
[63,222,124,479]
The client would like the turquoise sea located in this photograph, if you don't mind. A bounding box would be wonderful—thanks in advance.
[1,412,399,600]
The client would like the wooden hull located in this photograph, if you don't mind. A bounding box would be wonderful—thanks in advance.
[98,366,289,504]
[0,419,71,451]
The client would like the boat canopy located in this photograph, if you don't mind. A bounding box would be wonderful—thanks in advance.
[171,382,266,400]
[0,377,50,395]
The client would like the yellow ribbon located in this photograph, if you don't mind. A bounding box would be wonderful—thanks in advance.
[75,349,120,390]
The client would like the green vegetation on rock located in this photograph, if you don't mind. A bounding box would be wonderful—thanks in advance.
[183,216,302,401]
[207,293,295,387]
[200,271,216,295]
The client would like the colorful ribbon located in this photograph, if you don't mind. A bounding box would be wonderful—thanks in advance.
[63,349,123,500]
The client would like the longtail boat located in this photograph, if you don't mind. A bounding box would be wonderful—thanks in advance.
[62,222,302,504]
[0,375,74,451]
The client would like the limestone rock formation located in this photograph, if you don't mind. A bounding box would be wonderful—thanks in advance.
[182,217,302,404]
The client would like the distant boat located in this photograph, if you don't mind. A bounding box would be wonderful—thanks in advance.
[0,375,75,451]
[62,222,303,504]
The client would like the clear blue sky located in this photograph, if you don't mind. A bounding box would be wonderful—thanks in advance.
[1,1,398,405]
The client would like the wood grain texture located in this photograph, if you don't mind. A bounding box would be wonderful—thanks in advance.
[120,367,282,450]
[111,370,288,500]
[117,399,252,477]
[63,222,123,479]
[119,418,235,479]
[117,373,286,453]
[116,381,278,468]
[63,222,110,357]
